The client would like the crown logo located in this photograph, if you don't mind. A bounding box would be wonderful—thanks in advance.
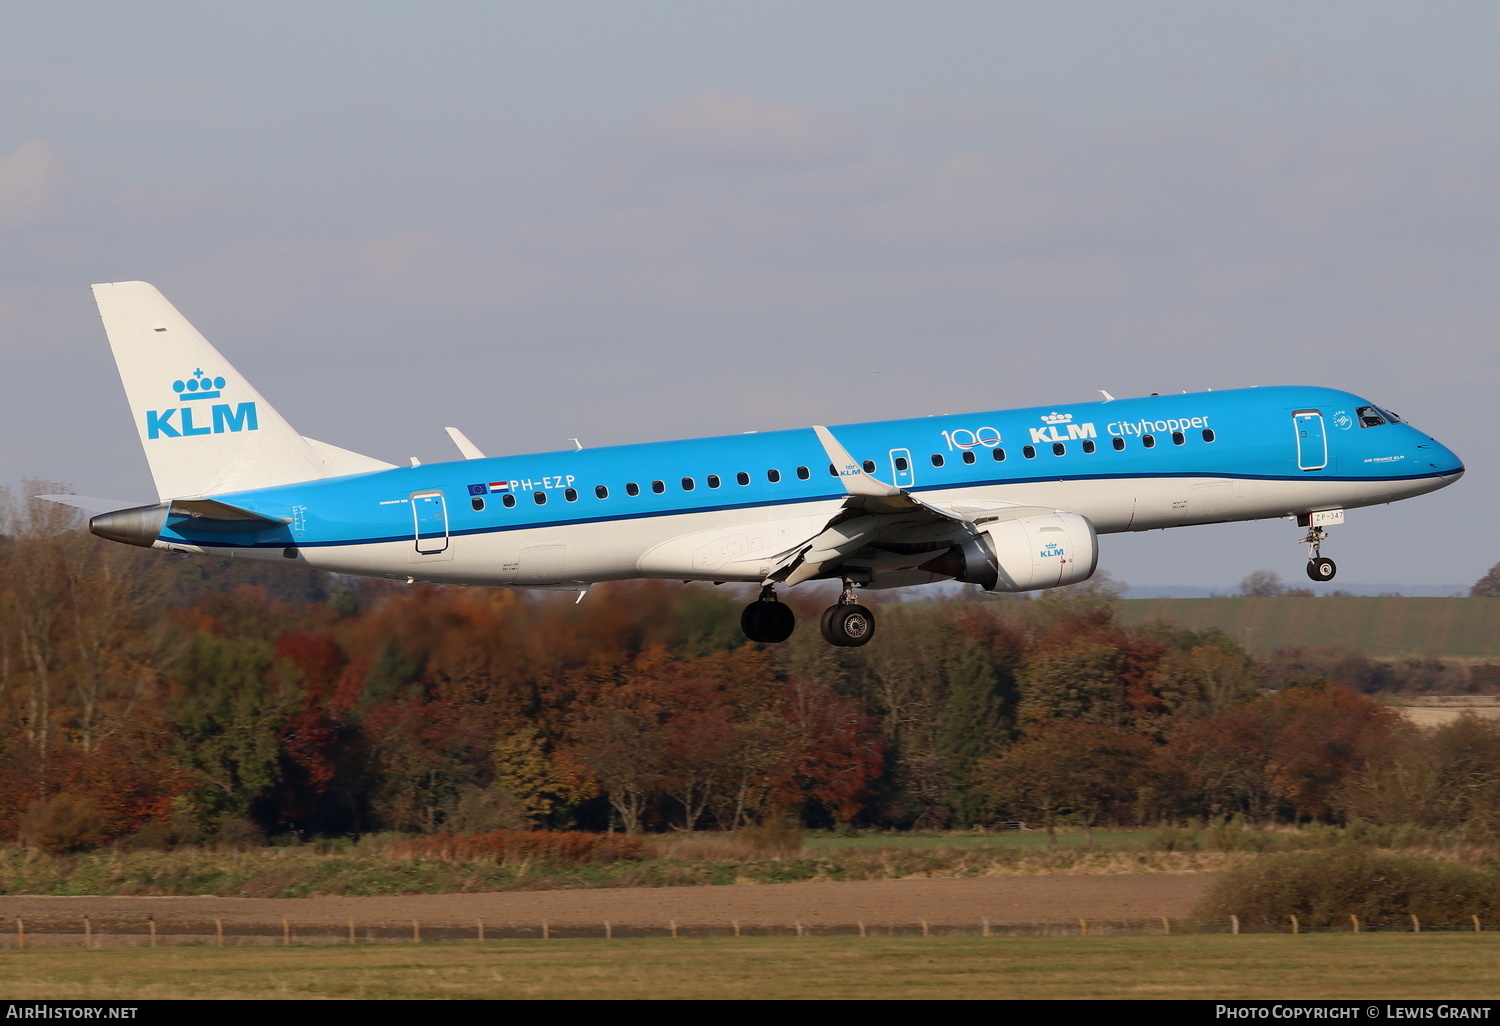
[172,368,225,401]
[1040,411,1073,425]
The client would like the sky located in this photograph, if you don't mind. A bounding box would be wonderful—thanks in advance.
[2,1,1496,592]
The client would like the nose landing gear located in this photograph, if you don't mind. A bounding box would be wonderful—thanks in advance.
[819,580,876,647]
[741,586,795,643]
[1298,515,1337,582]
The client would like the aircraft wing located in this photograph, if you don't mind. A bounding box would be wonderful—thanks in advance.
[772,427,1043,587]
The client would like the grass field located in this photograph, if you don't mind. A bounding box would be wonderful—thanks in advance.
[800,830,1156,851]
[4,935,1498,999]
[1116,596,1500,658]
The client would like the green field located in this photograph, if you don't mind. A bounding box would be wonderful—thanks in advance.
[1117,597,1500,658]
[5,935,1498,999]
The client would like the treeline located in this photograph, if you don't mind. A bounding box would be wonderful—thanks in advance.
[3,489,1499,850]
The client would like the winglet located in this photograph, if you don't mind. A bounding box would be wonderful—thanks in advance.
[445,427,486,460]
[812,426,901,498]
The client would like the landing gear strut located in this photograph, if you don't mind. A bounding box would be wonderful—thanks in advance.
[819,580,876,648]
[1301,522,1337,582]
[741,585,795,643]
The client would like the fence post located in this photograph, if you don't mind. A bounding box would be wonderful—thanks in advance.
[669,920,676,939]
[542,920,550,941]
[795,922,803,937]
[1161,916,1170,936]
[1230,915,1239,936]
[857,921,865,938]
[84,916,91,949]
[732,920,740,938]
[982,918,990,938]
[1411,914,1420,934]
[603,920,611,940]
[149,916,157,948]
[216,919,225,947]
[1350,915,1360,934]
[349,920,356,944]
[1290,914,1299,936]
[282,919,290,946]
[922,919,930,938]
[16,919,23,951]
[412,920,420,943]
[1078,918,1087,938]
[1474,915,1483,934]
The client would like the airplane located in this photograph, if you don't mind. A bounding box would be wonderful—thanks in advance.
[47,281,1465,647]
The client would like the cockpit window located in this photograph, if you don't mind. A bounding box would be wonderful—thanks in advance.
[1356,406,1386,428]
[1379,407,1405,424]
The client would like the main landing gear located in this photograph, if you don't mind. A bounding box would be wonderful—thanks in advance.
[819,581,876,648]
[738,581,878,647]
[1300,519,1337,582]
[741,586,795,644]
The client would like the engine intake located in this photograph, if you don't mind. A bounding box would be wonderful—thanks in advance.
[919,511,1098,593]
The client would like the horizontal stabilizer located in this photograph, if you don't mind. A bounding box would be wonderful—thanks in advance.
[36,494,152,515]
[170,497,289,526]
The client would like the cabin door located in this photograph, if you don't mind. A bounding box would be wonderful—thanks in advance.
[1293,411,1327,471]
[412,492,450,553]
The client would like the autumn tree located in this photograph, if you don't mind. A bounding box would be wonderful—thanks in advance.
[1471,563,1500,597]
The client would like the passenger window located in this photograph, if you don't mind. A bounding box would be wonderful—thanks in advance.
[1202,429,1215,442]
[992,448,1006,462]
[1172,431,1185,445]
[564,488,577,502]
[1023,445,1036,459]
[502,494,516,508]
[962,450,976,465]
[681,477,695,491]
[895,456,909,471]
[736,472,750,486]
[1142,434,1156,448]
[534,491,547,505]
[471,497,485,512]
[1357,406,1387,428]
[651,480,665,494]
[1052,442,1066,456]
[626,482,640,496]
[931,454,945,467]
[1112,437,1126,451]
[595,485,609,499]
[767,469,781,483]
[796,466,809,480]
[707,475,721,488]
[862,460,876,473]
[1082,440,1096,454]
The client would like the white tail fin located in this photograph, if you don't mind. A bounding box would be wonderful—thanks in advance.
[92,281,393,500]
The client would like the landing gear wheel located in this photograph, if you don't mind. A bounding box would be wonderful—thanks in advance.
[1307,557,1337,582]
[820,603,876,647]
[741,599,795,643]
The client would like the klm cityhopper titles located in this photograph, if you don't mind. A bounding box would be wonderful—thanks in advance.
[51,282,1464,647]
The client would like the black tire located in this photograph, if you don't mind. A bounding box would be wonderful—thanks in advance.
[741,600,795,643]
[820,603,876,647]
[1307,557,1337,582]
[758,601,795,643]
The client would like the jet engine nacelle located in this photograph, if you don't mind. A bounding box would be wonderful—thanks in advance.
[920,511,1098,593]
